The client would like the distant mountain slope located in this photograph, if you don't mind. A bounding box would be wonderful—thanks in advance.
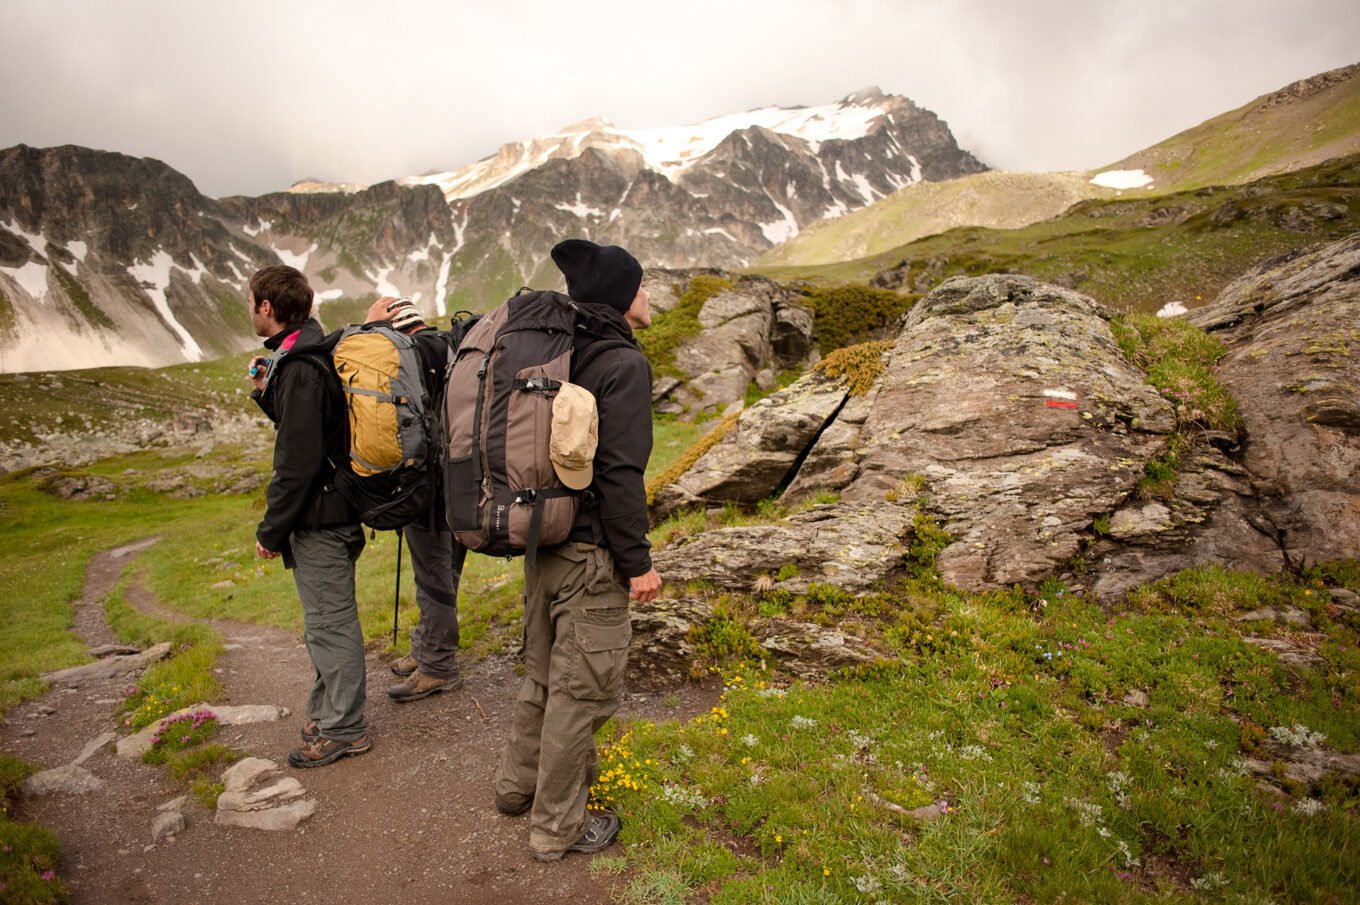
[1097,61,1360,193]
[761,63,1360,272]
[753,171,1117,267]
[752,153,1360,314]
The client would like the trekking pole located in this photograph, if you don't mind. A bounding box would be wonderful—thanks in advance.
[393,531,403,647]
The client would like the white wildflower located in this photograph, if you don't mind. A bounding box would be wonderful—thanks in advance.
[1269,724,1326,748]
[1066,797,1103,827]
[659,784,709,810]
[1205,739,1219,750]
[1293,798,1326,817]
[675,744,694,763]
[741,733,759,748]
[1021,781,1041,805]
[790,715,818,730]
[847,730,874,749]
[957,744,991,762]
[853,875,882,894]
[1116,839,1140,868]
[756,687,787,699]
[1190,871,1229,891]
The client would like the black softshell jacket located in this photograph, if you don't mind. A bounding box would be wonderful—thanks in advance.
[252,319,352,559]
[567,302,654,579]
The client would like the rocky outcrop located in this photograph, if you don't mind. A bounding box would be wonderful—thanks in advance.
[648,240,1360,601]
[650,271,817,420]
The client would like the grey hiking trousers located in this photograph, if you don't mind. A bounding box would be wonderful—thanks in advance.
[402,517,466,680]
[494,542,632,855]
[291,525,367,743]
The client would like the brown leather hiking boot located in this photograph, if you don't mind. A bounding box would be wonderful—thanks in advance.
[388,671,464,702]
[288,734,371,768]
[390,654,418,677]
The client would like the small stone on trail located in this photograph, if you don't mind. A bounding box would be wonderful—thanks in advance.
[157,796,188,812]
[74,731,119,765]
[19,728,36,737]
[37,704,57,715]
[211,580,235,590]
[23,764,104,796]
[88,644,141,658]
[151,811,186,842]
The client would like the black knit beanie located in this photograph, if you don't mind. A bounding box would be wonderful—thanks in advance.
[550,239,643,314]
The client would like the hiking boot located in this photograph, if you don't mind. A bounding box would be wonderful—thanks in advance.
[288,734,371,768]
[531,811,621,862]
[388,670,464,703]
[495,790,534,817]
[390,654,418,677]
[300,720,320,743]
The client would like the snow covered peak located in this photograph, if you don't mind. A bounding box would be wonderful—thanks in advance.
[407,91,895,202]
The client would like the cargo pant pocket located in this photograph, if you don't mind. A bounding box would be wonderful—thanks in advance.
[567,606,630,701]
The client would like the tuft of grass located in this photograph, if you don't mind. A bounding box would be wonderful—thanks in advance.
[646,409,743,505]
[1113,313,1241,433]
[0,753,66,905]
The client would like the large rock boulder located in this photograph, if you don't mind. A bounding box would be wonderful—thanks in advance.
[652,274,1175,593]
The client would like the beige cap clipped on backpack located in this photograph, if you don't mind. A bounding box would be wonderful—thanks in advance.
[550,382,598,490]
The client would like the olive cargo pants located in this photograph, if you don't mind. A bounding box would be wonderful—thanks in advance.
[494,542,632,855]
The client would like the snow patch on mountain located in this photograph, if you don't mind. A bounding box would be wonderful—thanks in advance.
[126,250,205,361]
[67,240,88,263]
[1,262,49,300]
[273,240,318,271]
[556,194,605,218]
[1090,169,1153,189]
[760,196,800,244]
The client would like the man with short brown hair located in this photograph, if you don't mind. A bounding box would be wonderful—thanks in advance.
[248,264,370,767]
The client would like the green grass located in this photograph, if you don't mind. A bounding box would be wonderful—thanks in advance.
[1,753,66,904]
[752,153,1360,315]
[590,562,1360,903]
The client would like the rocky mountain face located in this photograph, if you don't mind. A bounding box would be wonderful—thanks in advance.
[0,146,455,372]
[0,89,984,373]
[416,89,987,310]
[0,145,271,372]
[645,237,1360,623]
[216,180,460,315]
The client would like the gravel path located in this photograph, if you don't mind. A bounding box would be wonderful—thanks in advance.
[3,539,717,904]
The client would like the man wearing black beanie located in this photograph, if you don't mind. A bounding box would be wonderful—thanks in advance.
[494,239,661,862]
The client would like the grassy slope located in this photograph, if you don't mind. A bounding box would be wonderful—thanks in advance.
[1104,62,1360,194]
[754,171,1118,268]
[752,153,1360,313]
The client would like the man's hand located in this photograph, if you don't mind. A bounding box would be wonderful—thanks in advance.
[628,568,662,603]
[366,296,399,322]
[248,356,268,392]
[255,540,280,560]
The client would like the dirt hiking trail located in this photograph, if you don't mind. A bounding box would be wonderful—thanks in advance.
[3,539,718,905]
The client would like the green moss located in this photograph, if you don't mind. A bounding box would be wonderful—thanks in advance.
[645,408,742,504]
[803,284,915,354]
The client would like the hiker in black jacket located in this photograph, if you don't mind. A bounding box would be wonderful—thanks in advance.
[248,265,370,768]
[493,240,662,862]
[362,296,468,702]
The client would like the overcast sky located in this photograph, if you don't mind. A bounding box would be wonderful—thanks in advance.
[3,0,1357,198]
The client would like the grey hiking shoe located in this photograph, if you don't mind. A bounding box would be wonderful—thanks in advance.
[531,811,621,862]
[388,671,463,702]
[390,654,418,677]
